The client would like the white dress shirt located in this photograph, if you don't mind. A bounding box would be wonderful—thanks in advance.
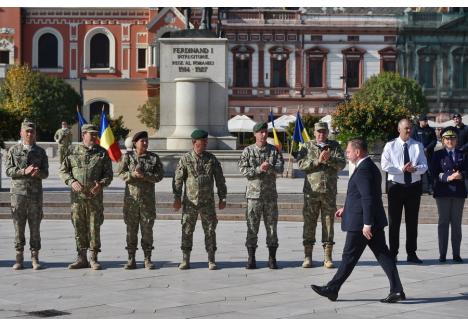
[381,137,428,184]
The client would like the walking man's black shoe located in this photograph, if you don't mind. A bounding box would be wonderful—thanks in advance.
[407,254,423,264]
[453,256,463,263]
[380,292,406,303]
[311,285,338,302]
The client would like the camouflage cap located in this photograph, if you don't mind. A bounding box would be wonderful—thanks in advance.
[191,129,208,140]
[81,124,99,134]
[441,126,458,138]
[132,131,148,143]
[253,121,268,133]
[314,122,328,131]
[453,113,462,119]
[21,119,35,131]
[418,115,428,121]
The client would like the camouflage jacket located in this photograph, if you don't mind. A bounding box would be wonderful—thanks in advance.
[297,139,346,194]
[5,143,49,196]
[118,151,164,202]
[54,128,73,147]
[238,143,284,199]
[173,150,227,206]
[59,143,113,200]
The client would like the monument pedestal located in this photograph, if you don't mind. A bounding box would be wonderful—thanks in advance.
[149,36,236,150]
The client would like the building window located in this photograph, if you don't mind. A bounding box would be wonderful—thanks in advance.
[83,27,116,73]
[269,46,290,88]
[342,46,366,89]
[379,47,397,73]
[348,35,359,42]
[38,33,58,68]
[89,101,110,122]
[90,33,110,68]
[310,35,322,42]
[306,46,328,88]
[231,45,254,88]
[418,48,436,89]
[32,27,64,71]
[137,48,147,70]
[453,48,467,89]
[0,50,9,64]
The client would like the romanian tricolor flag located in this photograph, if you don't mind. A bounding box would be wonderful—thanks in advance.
[269,109,281,151]
[99,110,122,162]
[292,111,310,147]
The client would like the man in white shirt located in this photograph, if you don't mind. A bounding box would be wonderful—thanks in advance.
[381,119,428,264]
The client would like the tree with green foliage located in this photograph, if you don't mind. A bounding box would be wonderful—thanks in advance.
[137,96,159,130]
[0,65,81,140]
[91,114,131,143]
[333,72,427,147]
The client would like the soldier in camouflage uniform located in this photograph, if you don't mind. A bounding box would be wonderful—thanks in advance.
[172,129,227,270]
[118,131,164,270]
[238,121,284,269]
[59,124,113,270]
[297,122,346,268]
[54,121,73,164]
[6,120,49,270]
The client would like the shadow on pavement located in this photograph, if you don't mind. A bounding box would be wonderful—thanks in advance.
[402,295,468,304]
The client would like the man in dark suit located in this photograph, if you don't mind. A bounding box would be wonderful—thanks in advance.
[311,138,405,303]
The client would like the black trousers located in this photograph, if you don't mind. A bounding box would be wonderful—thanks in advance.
[387,181,422,257]
[327,228,403,294]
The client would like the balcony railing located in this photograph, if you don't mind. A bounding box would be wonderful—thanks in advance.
[0,64,9,78]
[270,87,290,96]
[232,87,252,96]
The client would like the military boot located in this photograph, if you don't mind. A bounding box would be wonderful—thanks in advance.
[31,250,42,270]
[89,251,102,270]
[323,244,335,269]
[246,247,256,269]
[144,251,156,270]
[68,249,89,269]
[12,250,24,270]
[124,250,137,270]
[302,245,313,268]
[178,251,190,270]
[268,246,278,269]
[208,250,217,270]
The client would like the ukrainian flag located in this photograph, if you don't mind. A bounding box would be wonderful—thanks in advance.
[99,110,122,162]
[269,110,281,151]
[292,111,310,147]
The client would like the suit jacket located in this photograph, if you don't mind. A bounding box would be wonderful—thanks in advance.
[430,148,467,198]
[342,157,388,232]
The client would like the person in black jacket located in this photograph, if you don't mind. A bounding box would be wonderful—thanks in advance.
[411,115,437,194]
[452,113,468,154]
[430,126,467,263]
[311,138,405,303]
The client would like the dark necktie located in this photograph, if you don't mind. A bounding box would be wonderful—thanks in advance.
[449,151,454,163]
[403,143,411,185]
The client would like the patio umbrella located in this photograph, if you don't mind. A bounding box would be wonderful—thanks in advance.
[228,115,256,132]
[268,115,296,132]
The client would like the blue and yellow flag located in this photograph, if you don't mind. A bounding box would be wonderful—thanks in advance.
[292,111,310,146]
[269,110,281,151]
[76,106,87,128]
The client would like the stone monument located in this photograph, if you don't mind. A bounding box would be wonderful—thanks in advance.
[149,26,236,150]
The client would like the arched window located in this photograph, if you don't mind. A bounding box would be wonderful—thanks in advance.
[32,27,64,72]
[38,33,58,68]
[89,101,110,122]
[418,47,437,89]
[453,47,467,89]
[232,45,254,88]
[90,33,110,69]
[269,46,290,88]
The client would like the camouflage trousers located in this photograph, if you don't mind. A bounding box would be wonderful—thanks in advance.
[71,197,104,252]
[11,194,43,251]
[181,200,218,252]
[303,192,336,247]
[58,145,69,164]
[123,198,155,252]
[245,198,278,248]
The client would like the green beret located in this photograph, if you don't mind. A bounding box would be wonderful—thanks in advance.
[441,126,458,138]
[81,124,99,134]
[314,122,328,131]
[132,131,148,143]
[253,121,268,133]
[191,129,208,139]
[21,119,35,130]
